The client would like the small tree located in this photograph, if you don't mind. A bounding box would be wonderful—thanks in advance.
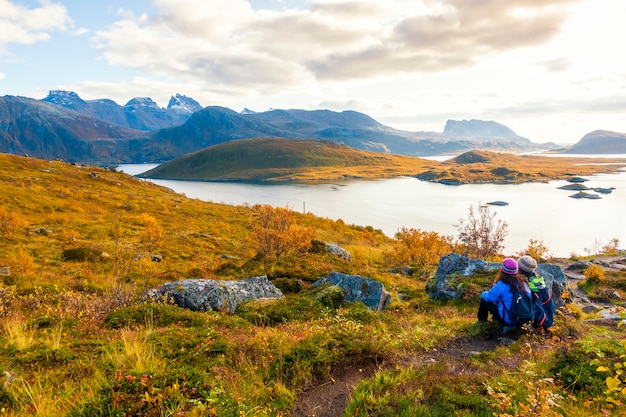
[518,239,551,262]
[385,227,453,276]
[601,238,620,256]
[252,204,314,258]
[0,208,22,238]
[140,213,163,253]
[109,212,135,306]
[456,202,508,260]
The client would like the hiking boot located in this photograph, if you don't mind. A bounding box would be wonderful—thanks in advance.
[502,325,517,335]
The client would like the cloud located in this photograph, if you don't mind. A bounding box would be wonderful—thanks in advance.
[536,57,573,72]
[94,0,583,95]
[0,0,72,48]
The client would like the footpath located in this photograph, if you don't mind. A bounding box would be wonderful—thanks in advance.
[293,255,626,417]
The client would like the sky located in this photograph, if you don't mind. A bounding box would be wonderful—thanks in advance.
[1,0,625,144]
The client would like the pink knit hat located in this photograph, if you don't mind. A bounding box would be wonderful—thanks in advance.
[501,258,518,274]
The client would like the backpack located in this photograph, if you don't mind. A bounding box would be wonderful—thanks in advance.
[504,284,535,326]
[529,274,554,329]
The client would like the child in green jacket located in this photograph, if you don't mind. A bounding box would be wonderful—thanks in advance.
[518,255,554,330]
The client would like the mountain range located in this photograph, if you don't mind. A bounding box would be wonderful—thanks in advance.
[0,90,622,165]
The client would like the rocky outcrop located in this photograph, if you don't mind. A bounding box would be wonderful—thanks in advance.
[313,272,392,311]
[428,253,571,308]
[327,243,352,261]
[147,275,283,313]
[569,191,601,199]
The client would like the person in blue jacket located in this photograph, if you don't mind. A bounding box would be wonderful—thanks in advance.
[518,254,554,331]
[477,257,531,326]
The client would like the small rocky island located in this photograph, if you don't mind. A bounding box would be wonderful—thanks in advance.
[556,176,616,200]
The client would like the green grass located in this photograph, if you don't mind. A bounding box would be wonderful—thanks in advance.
[1,153,626,416]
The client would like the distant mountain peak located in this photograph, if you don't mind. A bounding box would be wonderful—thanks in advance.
[42,90,86,108]
[566,130,626,154]
[240,107,256,115]
[443,119,518,139]
[167,93,202,114]
[124,97,159,109]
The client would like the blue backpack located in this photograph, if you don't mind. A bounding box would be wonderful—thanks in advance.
[504,284,535,326]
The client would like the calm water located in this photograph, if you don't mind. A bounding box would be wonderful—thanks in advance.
[120,159,626,258]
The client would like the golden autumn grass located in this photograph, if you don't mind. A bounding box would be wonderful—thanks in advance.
[139,138,626,183]
[0,152,625,416]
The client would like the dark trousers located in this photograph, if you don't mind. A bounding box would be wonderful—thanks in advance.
[477,298,504,323]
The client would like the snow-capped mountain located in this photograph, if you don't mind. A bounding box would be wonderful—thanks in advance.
[167,94,203,115]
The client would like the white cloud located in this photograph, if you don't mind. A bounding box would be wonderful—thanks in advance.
[0,0,72,48]
[94,0,584,95]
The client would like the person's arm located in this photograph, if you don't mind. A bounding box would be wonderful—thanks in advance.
[481,281,504,302]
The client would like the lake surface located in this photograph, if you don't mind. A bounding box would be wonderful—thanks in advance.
[120,159,626,258]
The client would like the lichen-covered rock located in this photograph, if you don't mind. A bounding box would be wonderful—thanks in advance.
[327,243,352,261]
[428,254,501,300]
[313,285,345,308]
[147,275,283,313]
[313,272,391,311]
[428,253,571,308]
[534,263,571,307]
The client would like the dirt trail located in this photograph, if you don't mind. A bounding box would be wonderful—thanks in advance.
[292,257,626,417]
[292,335,507,417]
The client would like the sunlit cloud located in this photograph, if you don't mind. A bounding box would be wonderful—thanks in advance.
[94,0,584,95]
[0,0,72,48]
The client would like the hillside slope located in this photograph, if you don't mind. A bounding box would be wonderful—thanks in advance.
[0,95,144,162]
[0,153,624,417]
[138,137,437,181]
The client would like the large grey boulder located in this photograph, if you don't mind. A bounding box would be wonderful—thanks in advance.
[428,253,570,308]
[428,254,501,300]
[313,271,391,311]
[148,275,283,313]
[534,263,571,307]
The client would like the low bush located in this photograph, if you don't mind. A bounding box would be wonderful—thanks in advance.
[61,246,103,262]
[584,264,605,283]
[237,295,327,326]
[103,304,208,329]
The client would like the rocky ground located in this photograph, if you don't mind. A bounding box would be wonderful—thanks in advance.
[292,256,626,417]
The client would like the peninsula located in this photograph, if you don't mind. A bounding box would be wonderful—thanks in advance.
[139,138,626,184]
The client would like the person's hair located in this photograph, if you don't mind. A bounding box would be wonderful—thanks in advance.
[496,270,528,288]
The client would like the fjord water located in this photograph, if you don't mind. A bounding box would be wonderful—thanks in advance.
[121,162,626,258]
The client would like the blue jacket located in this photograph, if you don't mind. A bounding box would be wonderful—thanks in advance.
[481,281,531,325]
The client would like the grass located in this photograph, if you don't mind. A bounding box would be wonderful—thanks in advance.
[138,140,626,183]
[1,153,626,416]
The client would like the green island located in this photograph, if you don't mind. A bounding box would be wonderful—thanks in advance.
[139,137,626,184]
[1,152,626,416]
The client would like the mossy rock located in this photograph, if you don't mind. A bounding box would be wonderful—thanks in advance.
[312,284,345,308]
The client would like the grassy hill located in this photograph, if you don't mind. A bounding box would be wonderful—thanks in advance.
[140,139,626,184]
[0,153,625,416]
[139,137,436,182]
[418,150,626,184]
